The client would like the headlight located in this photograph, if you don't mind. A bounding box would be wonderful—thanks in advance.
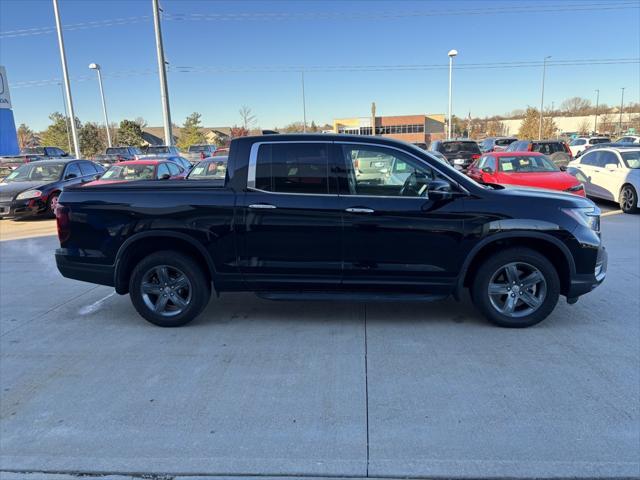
[561,206,600,231]
[15,189,42,200]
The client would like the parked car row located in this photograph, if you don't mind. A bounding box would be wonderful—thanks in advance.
[0,154,229,219]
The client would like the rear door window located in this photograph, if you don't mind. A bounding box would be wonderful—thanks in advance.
[157,163,170,179]
[64,163,81,179]
[254,143,330,194]
[79,161,97,176]
[580,151,599,166]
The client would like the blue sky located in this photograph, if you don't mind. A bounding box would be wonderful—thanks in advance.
[1,0,639,131]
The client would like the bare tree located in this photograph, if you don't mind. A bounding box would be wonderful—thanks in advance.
[560,97,591,115]
[134,117,148,128]
[577,118,591,135]
[239,105,256,130]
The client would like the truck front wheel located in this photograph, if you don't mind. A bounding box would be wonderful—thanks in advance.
[471,248,560,328]
[129,251,211,327]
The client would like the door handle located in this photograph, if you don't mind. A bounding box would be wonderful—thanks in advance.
[249,203,277,209]
[345,207,375,213]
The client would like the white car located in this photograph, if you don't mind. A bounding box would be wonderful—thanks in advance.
[569,137,611,157]
[616,135,640,144]
[567,147,640,213]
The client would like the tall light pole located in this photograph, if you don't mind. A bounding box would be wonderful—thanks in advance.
[538,56,551,140]
[52,0,80,158]
[618,87,625,134]
[447,49,458,139]
[59,82,72,154]
[594,89,600,133]
[152,0,173,145]
[88,63,112,147]
[301,71,307,133]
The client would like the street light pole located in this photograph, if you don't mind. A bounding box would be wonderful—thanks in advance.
[152,0,173,145]
[538,56,551,139]
[301,71,307,133]
[89,63,112,147]
[594,89,600,133]
[618,87,625,134]
[59,82,72,154]
[447,49,458,140]
[52,0,80,158]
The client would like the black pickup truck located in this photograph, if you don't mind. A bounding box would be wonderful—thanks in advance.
[55,134,606,328]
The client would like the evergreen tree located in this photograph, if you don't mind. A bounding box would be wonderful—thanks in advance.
[17,123,36,149]
[518,107,557,139]
[178,112,205,149]
[117,119,145,147]
[40,112,73,151]
[79,122,106,158]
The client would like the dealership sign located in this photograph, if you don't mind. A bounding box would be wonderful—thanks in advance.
[0,66,12,109]
[0,66,19,155]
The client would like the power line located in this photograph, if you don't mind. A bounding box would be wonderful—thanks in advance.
[10,58,639,89]
[1,1,638,39]
[164,1,639,22]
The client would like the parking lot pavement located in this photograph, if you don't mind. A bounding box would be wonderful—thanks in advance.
[0,218,58,242]
[1,213,638,479]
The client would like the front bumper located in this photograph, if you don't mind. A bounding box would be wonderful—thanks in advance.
[10,197,49,217]
[567,245,607,299]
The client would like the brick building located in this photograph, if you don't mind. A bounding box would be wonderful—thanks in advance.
[333,113,445,145]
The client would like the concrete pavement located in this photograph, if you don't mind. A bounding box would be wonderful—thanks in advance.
[0,210,638,479]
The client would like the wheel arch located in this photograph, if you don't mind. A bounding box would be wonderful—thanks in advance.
[457,232,576,299]
[114,230,216,295]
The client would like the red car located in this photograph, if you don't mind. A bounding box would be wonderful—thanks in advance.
[467,152,586,196]
[84,160,187,186]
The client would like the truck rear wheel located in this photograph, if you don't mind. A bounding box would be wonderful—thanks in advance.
[471,248,560,328]
[129,251,211,327]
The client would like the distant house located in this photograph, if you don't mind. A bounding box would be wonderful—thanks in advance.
[141,127,231,147]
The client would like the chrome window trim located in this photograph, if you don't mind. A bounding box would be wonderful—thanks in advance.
[246,139,470,198]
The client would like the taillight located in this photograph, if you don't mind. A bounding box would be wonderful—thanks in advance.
[55,203,71,243]
[527,143,534,152]
[564,142,573,158]
[354,159,360,170]
[201,152,206,160]
[472,154,480,160]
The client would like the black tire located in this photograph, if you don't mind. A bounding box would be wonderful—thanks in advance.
[619,184,638,214]
[471,248,560,328]
[129,251,211,327]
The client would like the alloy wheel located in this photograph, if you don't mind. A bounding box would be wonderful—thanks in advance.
[141,265,192,317]
[622,187,635,211]
[488,262,547,318]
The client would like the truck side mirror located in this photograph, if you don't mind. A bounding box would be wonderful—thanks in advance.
[427,179,453,201]
[482,167,494,174]
[160,173,171,180]
[64,173,77,180]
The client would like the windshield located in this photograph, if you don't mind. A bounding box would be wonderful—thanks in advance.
[20,147,46,155]
[146,146,171,154]
[3,163,64,182]
[442,142,481,154]
[621,151,640,169]
[188,145,211,153]
[101,164,156,180]
[106,147,131,155]
[498,155,559,173]
[188,159,227,179]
